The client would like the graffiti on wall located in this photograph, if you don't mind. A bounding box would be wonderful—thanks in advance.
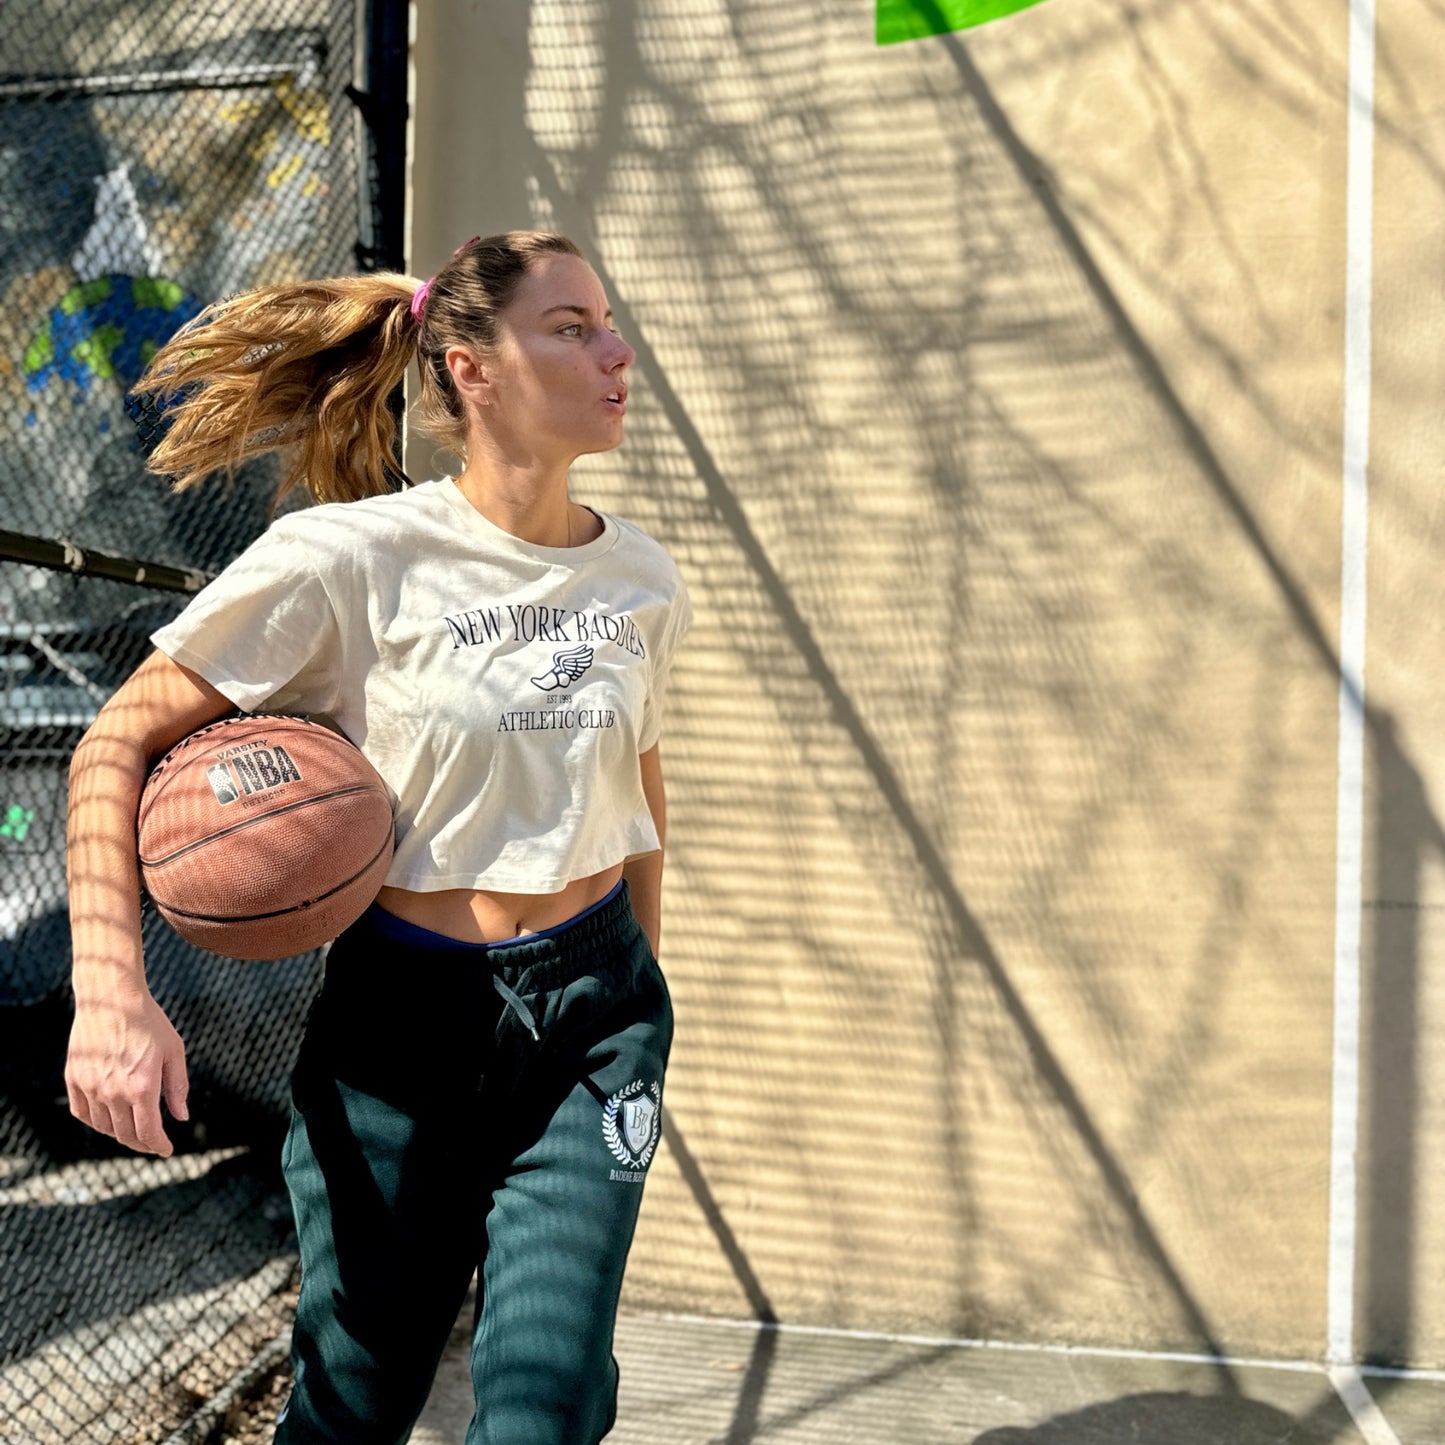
[876,0,1052,45]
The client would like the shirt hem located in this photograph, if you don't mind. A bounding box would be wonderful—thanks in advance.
[383,866,627,894]
[382,836,660,895]
[148,637,273,715]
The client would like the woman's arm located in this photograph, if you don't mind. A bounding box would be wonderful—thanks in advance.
[65,649,235,1156]
[622,743,666,958]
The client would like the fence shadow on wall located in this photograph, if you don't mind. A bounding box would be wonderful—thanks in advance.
[439,0,1445,1437]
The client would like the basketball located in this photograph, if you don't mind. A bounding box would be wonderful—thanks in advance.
[137,715,395,960]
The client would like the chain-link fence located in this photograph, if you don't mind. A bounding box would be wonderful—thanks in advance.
[0,4,405,1439]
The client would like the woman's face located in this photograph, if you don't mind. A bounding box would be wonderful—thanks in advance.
[474,252,636,461]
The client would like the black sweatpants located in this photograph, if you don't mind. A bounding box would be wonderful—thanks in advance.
[273,879,672,1445]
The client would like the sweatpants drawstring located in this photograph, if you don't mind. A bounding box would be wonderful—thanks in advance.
[493,975,541,1042]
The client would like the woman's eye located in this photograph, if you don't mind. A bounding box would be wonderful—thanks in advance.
[560,323,583,337]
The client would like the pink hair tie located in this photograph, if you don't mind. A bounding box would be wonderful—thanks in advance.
[410,239,478,323]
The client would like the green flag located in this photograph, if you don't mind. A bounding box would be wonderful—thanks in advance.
[877,0,1052,46]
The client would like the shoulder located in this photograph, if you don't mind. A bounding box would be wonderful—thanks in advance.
[600,514,692,656]
[266,481,452,561]
[605,513,686,594]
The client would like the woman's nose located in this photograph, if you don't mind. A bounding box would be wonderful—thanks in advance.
[609,333,636,370]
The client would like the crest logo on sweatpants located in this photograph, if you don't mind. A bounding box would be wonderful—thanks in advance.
[603,1079,661,1181]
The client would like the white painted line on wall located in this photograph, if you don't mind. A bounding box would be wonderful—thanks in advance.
[1327,0,1376,1376]
[1331,1365,1405,1445]
[403,1,417,273]
[645,1311,1445,1383]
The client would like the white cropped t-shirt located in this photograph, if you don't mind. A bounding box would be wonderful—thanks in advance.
[150,479,691,892]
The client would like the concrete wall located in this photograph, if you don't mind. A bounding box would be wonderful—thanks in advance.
[409,0,1445,1366]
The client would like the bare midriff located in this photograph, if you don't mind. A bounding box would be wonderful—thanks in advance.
[374,861,625,944]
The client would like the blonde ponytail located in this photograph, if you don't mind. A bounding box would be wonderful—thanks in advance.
[134,273,419,506]
[134,231,585,506]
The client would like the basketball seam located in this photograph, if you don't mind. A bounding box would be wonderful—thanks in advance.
[138,784,389,867]
[150,828,395,924]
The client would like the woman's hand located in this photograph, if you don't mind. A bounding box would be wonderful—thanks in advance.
[66,982,189,1157]
[65,648,233,1156]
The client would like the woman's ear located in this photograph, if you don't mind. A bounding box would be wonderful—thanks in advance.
[445,345,493,407]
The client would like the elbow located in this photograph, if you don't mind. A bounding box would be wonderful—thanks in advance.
[68,710,151,803]
[68,722,105,791]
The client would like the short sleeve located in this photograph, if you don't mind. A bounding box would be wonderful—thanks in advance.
[638,575,692,753]
[149,515,341,716]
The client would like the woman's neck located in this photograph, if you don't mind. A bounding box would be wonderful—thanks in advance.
[452,458,579,548]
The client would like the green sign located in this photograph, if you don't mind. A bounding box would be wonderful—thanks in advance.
[0,805,35,843]
[877,0,1051,45]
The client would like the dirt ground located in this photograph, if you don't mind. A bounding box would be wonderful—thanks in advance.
[205,1361,291,1445]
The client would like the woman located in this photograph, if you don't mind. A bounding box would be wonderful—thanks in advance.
[64,231,690,1445]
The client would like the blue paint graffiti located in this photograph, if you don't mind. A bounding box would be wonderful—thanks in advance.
[23,274,201,400]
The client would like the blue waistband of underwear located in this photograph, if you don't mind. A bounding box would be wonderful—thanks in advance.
[359,877,626,953]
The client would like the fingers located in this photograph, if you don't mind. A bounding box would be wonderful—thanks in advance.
[64,996,189,1157]
[84,1098,115,1142]
[162,1050,190,1123]
[65,1070,94,1131]
[87,1096,175,1157]
[64,1058,180,1157]
[98,1098,170,1157]
[128,1098,175,1158]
